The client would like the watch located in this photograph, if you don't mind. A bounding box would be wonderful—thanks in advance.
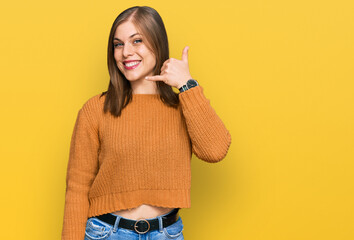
[178,79,199,93]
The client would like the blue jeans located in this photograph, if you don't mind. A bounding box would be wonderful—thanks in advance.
[84,209,184,240]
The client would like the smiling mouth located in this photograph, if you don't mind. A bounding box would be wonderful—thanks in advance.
[124,60,141,70]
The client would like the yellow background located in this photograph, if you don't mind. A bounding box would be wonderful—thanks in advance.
[1,0,353,239]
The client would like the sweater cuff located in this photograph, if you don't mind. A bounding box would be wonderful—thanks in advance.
[178,85,210,111]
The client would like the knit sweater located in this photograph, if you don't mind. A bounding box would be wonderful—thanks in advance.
[61,85,232,240]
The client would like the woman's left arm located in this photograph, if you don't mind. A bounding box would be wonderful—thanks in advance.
[178,85,232,163]
[146,46,232,162]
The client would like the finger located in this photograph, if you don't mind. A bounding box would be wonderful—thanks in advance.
[145,75,166,81]
[162,59,170,66]
[160,64,167,73]
[160,60,169,72]
[181,46,189,63]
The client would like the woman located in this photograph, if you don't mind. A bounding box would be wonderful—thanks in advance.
[61,6,231,240]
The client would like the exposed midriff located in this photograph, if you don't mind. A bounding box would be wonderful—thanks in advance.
[111,204,175,220]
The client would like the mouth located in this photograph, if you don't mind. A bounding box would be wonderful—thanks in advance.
[123,60,141,70]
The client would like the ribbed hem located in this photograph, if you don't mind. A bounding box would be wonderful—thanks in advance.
[88,189,191,217]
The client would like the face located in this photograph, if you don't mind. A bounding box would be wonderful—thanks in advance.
[113,21,156,83]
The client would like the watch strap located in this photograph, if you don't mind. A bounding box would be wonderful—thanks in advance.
[179,79,198,93]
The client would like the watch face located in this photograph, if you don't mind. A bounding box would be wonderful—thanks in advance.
[187,79,198,88]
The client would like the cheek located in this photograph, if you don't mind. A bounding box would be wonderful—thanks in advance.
[113,52,123,67]
[114,58,124,73]
[113,51,119,62]
[139,47,155,60]
[145,51,156,66]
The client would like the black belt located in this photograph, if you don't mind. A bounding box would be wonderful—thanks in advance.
[96,208,180,234]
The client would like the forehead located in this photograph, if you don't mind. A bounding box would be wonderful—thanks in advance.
[114,21,141,39]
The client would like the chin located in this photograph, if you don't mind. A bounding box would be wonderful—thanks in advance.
[125,75,143,82]
[126,72,148,80]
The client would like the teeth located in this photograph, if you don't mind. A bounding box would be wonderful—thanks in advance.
[125,61,140,67]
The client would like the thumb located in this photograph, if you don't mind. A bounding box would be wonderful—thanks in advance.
[182,46,189,63]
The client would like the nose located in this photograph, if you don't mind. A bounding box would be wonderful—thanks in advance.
[123,42,134,58]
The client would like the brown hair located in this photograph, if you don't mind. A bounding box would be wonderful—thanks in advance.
[100,6,179,117]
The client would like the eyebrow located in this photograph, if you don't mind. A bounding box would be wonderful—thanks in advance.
[114,33,141,41]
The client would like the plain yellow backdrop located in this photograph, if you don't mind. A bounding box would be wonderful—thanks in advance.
[0,0,353,239]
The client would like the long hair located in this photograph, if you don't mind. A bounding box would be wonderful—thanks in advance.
[101,6,179,117]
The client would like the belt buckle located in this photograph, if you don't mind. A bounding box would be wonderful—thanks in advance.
[134,218,150,234]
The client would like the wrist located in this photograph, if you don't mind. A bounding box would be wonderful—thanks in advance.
[178,78,199,93]
[177,76,192,89]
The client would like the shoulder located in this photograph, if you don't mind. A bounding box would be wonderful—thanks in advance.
[81,92,105,112]
[79,92,106,125]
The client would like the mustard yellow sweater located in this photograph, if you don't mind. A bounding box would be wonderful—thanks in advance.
[61,85,232,239]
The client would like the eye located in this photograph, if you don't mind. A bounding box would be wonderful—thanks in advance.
[134,39,142,44]
[113,42,123,48]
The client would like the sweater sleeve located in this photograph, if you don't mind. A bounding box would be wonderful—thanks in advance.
[61,105,100,240]
[178,85,232,163]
